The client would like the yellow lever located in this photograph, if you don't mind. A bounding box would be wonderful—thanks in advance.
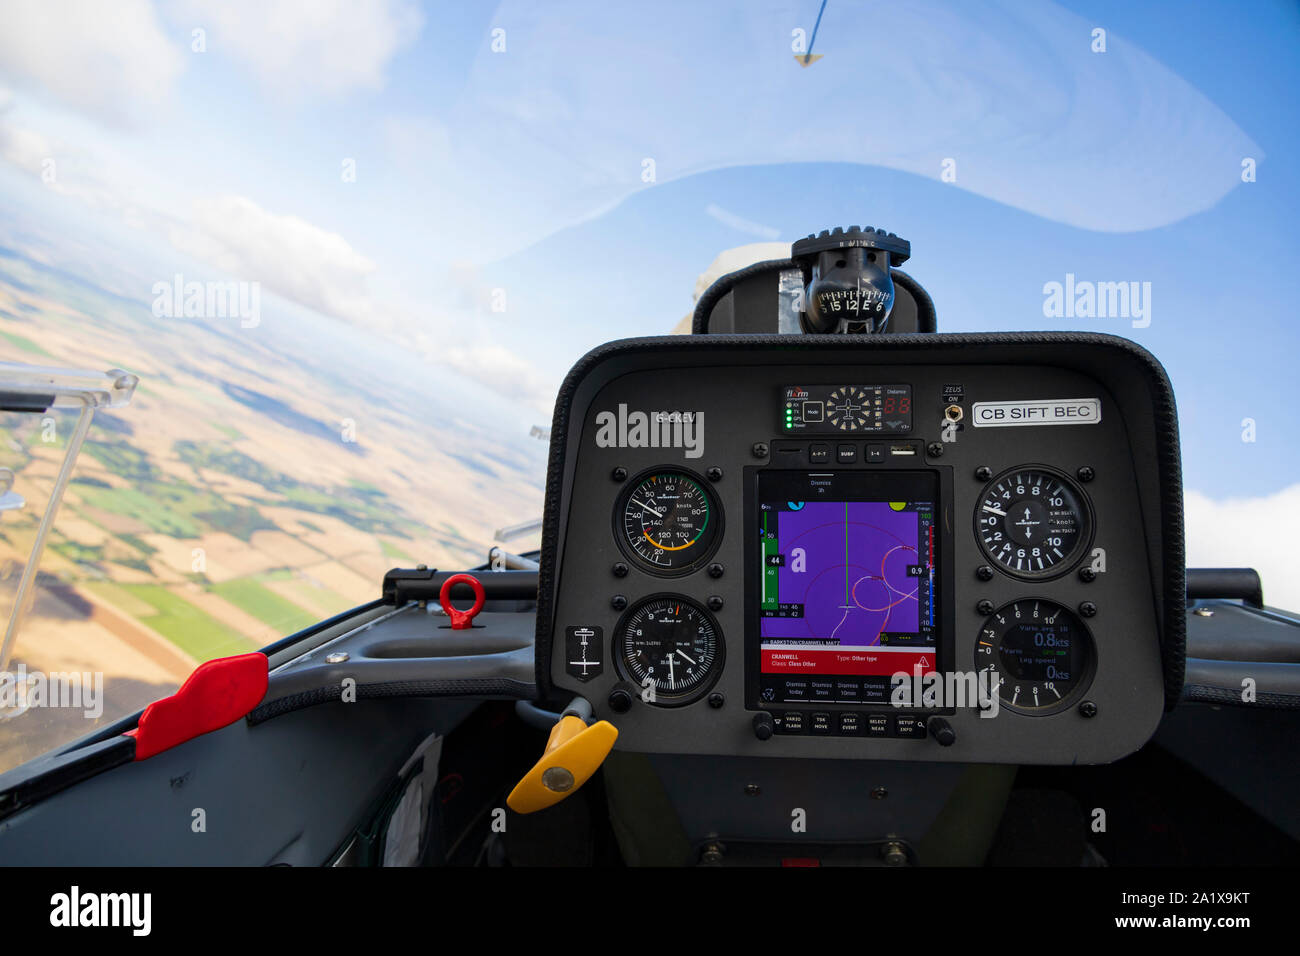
[507,712,618,814]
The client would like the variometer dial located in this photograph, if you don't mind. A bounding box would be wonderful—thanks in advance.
[976,599,1095,714]
[615,596,723,705]
[975,467,1092,578]
[616,470,721,575]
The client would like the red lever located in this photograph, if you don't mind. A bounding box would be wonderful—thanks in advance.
[439,573,486,629]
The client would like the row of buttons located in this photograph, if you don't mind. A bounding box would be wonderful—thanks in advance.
[775,711,929,738]
[773,440,917,465]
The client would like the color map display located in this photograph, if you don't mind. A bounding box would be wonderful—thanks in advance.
[755,471,938,706]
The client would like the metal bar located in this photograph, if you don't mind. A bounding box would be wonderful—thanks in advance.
[0,400,95,672]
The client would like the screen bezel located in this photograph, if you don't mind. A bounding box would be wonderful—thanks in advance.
[743,465,957,716]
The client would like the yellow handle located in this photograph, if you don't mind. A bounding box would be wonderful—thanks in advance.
[506,715,618,814]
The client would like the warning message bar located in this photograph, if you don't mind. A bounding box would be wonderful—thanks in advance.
[761,647,936,675]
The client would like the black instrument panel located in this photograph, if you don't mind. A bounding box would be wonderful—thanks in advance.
[538,334,1183,764]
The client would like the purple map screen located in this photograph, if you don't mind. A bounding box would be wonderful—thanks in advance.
[754,471,939,705]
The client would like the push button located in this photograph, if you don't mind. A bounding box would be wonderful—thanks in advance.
[894,715,927,738]
[809,443,830,464]
[866,444,885,462]
[810,712,832,735]
[867,714,890,736]
[838,712,862,736]
[781,711,806,734]
[836,443,858,463]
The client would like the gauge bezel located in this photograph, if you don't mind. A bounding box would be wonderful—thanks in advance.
[612,593,725,707]
[976,598,1097,716]
[973,464,1095,581]
[612,466,724,577]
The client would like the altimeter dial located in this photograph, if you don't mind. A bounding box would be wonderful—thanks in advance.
[614,596,723,705]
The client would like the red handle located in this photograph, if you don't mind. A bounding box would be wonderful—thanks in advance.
[439,574,486,629]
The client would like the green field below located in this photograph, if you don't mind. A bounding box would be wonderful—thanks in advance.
[117,583,256,662]
[211,576,319,635]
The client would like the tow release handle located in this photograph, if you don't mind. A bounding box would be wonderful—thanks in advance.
[507,698,617,814]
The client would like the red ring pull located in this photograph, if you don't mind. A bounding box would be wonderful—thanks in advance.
[439,574,486,629]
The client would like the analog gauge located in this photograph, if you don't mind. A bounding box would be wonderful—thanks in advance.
[616,470,721,575]
[976,599,1095,714]
[614,595,723,705]
[975,467,1092,578]
[825,386,874,431]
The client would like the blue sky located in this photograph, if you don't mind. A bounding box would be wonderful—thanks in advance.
[0,0,1297,596]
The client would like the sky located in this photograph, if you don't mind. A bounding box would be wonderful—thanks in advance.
[0,0,1297,603]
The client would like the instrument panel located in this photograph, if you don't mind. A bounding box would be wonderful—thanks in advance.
[538,334,1183,765]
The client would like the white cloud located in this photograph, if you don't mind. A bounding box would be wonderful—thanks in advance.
[0,121,52,176]
[1185,485,1300,614]
[437,342,556,415]
[179,0,422,99]
[0,0,182,125]
[167,194,556,413]
[169,195,380,325]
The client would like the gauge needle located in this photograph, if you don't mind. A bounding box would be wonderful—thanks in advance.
[677,649,697,666]
[982,505,1007,516]
[632,499,663,517]
[665,653,676,687]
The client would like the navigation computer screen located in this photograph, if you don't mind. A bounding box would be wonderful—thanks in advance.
[754,470,939,707]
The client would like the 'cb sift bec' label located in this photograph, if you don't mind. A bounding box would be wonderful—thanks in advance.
[970,398,1101,427]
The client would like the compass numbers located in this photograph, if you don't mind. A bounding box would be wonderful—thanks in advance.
[616,469,721,575]
[975,599,1095,714]
[975,467,1091,578]
[615,596,723,705]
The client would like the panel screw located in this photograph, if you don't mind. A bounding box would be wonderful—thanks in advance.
[707,563,725,578]
[611,594,628,611]
[707,692,725,709]
[612,562,629,578]
[707,595,724,611]
[976,599,996,616]
[975,465,992,481]
[744,784,761,796]
[881,841,907,866]
[1078,601,1097,618]
[325,652,349,664]
[870,786,888,800]
[611,466,628,482]
[1079,567,1097,582]
[976,565,994,582]
[1078,700,1098,718]
[752,442,769,459]
[706,466,723,482]
[926,442,943,458]
[1077,466,1095,482]
[700,842,725,864]
[1193,607,1214,618]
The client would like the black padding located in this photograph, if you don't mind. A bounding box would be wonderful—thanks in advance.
[247,678,536,725]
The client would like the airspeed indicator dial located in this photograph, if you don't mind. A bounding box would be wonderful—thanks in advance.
[616,469,721,575]
[975,467,1091,579]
